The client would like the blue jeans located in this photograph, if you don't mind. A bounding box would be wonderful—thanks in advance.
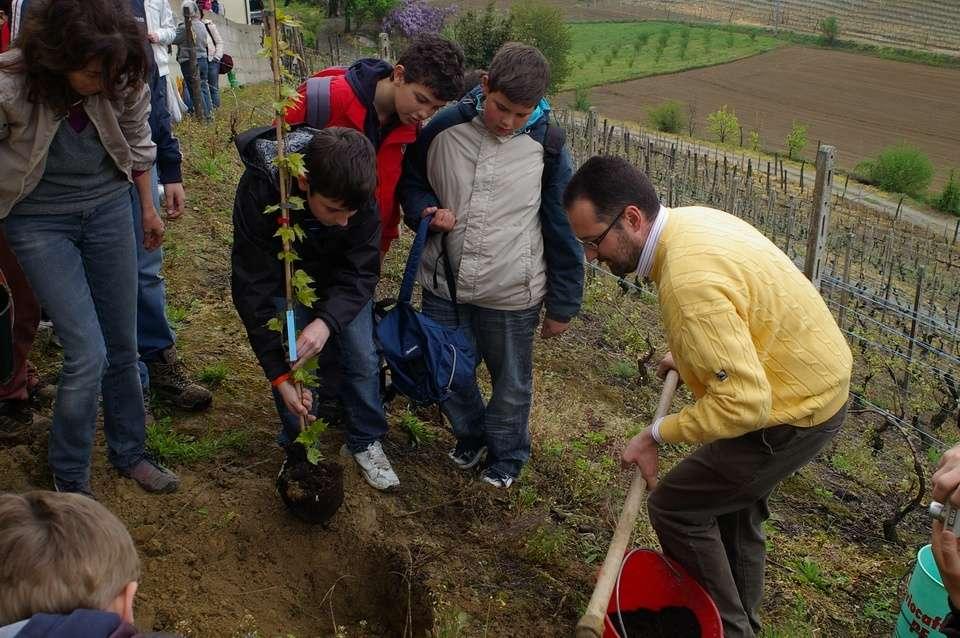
[180,59,213,118]
[130,168,176,390]
[421,290,541,477]
[207,58,221,109]
[4,192,146,482]
[272,299,387,453]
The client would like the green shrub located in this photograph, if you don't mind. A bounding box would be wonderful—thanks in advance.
[573,85,591,111]
[507,0,572,93]
[452,0,572,93]
[749,130,761,152]
[451,2,512,70]
[855,143,934,198]
[935,170,960,214]
[707,104,739,144]
[646,100,687,134]
[785,120,808,160]
[819,16,839,46]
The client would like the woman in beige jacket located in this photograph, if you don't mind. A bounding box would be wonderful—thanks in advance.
[0,0,179,497]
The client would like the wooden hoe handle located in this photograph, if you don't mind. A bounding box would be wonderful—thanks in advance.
[575,370,680,638]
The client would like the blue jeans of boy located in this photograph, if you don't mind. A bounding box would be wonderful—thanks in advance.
[130,168,176,390]
[421,289,541,478]
[272,299,387,454]
[180,59,213,118]
[4,193,146,482]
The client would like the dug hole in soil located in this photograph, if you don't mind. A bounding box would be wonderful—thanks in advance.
[0,418,435,636]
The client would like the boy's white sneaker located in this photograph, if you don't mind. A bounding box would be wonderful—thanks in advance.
[344,441,400,491]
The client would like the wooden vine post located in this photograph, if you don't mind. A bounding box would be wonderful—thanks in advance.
[262,1,323,443]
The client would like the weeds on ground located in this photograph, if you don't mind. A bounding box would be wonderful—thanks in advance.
[199,362,230,385]
[524,525,571,565]
[398,410,436,447]
[146,417,250,465]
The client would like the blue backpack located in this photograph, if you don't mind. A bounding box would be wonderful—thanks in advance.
[375,216,476,406]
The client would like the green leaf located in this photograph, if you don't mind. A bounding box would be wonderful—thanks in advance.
[306,447,321,465]
[295,287,318,308]
[274,226,296,244]
[291,367,318,386]
[278,249,300,264]
[285,153,306,178]
[262,203,281,216]
[287,195,305,211]
[272,100,288,115]
[296,356,319,373]
[280,84,299,100]
[266,317,283,333]
[292,269,314,288]
[291,224,307,242]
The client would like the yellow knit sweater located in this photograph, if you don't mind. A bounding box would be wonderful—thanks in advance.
[651,206,852,444]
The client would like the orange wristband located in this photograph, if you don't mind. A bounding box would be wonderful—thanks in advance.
[271,372,291,388]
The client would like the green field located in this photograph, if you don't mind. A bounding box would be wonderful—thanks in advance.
[564,21,781,91]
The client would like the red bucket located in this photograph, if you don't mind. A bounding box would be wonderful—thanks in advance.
[603,549,723,638]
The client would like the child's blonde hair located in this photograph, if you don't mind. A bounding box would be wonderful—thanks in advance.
[0,491,141,624]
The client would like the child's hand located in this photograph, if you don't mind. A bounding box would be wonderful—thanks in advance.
[423,206,456,232]
[540,318,569,339]
[142,209,165,251]
[277,380,314,419]
[163,183,186,220]
[293,319,331,367]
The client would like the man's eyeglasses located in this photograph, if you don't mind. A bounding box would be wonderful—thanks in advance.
[579,207,626,251]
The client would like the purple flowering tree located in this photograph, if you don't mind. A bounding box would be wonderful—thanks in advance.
[382,0,457,37]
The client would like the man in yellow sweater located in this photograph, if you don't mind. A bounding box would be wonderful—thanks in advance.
[564,156,852,638]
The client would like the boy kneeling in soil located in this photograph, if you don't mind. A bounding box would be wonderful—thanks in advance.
[0,491,170,638]
[231,126,401,490]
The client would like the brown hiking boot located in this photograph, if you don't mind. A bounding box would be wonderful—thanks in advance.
[146,346,213,411]
[120,456,180,493]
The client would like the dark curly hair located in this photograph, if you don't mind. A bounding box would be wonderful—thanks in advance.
[0,0,149,113]
[396,33,465,103]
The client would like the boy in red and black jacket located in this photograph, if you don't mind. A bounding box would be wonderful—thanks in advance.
[284,33,465,257]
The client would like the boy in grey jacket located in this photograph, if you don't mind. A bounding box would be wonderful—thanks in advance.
[397,43,584,488]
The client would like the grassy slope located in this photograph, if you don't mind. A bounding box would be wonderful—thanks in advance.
[562,21,780,91]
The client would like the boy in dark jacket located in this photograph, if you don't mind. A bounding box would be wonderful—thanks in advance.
[0,491,174,638]
[397,43,584,488]
[231,126,399,490]
[284,33,464,257]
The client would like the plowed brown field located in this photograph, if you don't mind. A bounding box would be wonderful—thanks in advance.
[559,46,960,187]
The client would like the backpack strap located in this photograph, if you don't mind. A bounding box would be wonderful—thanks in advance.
[399,216,432,304]
[400,217,459,313]
[305,76,333,129]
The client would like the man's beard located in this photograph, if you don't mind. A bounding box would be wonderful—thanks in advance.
[607,232,643,277]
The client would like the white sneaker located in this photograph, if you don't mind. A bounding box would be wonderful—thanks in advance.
[344,441,400,491]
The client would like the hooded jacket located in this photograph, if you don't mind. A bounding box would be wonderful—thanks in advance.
[231,126,381,383]
[173,3,208,64]
[284,59,418,255]
[0,609,176,638]
[396,87,583,322]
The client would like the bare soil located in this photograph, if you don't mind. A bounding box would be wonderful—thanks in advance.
[559,46,960,188]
